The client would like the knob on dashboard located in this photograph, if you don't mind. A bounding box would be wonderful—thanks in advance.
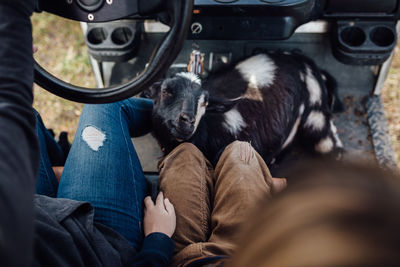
[77,0,104,12]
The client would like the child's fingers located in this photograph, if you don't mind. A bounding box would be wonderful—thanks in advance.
[164,198,175,215]
[155,192,164,208]
[144,196,155,209]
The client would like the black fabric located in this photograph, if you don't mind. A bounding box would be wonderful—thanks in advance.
[3,0,34,17]
[0,2,174,266]
[33,195,175,267]
[33,197,176,267]
[0,2,38,266]
[133,230,175,266]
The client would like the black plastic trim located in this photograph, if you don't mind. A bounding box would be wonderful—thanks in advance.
[76,0,104,12]
[331,20,397,65]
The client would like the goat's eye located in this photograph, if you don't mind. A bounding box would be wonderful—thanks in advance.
[161,88,172,97]
[201,101,208,107]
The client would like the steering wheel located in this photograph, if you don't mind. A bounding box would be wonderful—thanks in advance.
[34,0,193,103]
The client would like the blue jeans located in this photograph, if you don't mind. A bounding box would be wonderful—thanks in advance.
[35,111,66,198]
[35,98,153,250]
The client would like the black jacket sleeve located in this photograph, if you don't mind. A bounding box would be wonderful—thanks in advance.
[0,1,39,266]
[132,233,175,267]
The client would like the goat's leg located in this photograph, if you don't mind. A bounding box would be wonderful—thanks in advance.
[301,110,343,159]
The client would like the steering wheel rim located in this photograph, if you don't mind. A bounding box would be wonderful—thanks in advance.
[34,0,193,104]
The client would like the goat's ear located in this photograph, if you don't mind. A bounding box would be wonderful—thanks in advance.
[141,81,162,100]
[206,96,242,113]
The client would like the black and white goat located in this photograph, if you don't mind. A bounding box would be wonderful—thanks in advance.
[143,52,343,165]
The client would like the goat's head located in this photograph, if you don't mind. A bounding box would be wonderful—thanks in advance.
[143,72,241,142]
[143,72,208,141]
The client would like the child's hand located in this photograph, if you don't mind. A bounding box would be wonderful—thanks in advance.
[144,192,176,238]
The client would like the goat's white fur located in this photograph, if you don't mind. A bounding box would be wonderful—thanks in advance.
[305,111,325,131]
[235,54,276,88]
[306,66,322,105]
[300,72,306,82]
[282,117,301,149]
[223,108,246,137]
[282,104,305,149]
[330,121,343,147]
[299,103,305,115]
[194,94,206,132]
[315,137,334,153]
[177,72,201,85]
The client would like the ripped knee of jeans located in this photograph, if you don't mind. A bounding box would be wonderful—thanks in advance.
[82,125,106,151]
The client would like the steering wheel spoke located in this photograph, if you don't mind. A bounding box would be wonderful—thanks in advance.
[39,0,138,22]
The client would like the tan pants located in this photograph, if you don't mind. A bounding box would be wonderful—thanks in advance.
[159,141,274,266]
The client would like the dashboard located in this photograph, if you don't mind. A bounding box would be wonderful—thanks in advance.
[43,0,398,66]
[188,0,399,40]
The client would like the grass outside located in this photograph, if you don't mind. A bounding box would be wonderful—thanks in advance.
[382,46,400,164]
[32,13,95,141]
[32,13,400,165]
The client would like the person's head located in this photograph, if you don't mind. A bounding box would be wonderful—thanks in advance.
[230,161,400,266]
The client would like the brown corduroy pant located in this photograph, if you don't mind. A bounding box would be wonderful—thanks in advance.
[159,141,274,266]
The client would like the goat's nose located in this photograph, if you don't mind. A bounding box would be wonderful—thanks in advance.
[179,113,195,124]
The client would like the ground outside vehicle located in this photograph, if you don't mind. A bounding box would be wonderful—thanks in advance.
[35,0,400,184]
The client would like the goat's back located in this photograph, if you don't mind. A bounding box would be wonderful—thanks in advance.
[196,53,334,164]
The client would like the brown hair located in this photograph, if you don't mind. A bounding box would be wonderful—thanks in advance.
[229,161,400,266]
